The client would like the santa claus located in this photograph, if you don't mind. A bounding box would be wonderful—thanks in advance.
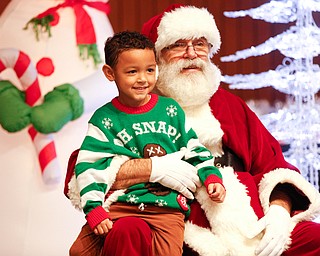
[67,4,320,256]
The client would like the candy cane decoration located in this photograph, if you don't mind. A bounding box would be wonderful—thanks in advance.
[0,48,61,184]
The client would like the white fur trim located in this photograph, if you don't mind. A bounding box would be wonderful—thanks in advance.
[185,103,223,156]
[184,222,229,256]
[67,174,82,211]
[156,6,221,57]
[185,167,262,256]
[259,168,320,227]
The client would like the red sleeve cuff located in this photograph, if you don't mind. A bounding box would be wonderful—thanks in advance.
[86,206,111,230]
[204,174,224,190]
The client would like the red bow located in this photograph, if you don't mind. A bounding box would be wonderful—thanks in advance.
[25,0,111,65]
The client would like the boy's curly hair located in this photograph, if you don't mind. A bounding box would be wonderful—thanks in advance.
[104,31,155,67]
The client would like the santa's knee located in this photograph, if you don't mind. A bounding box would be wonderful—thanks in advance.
[284,221,320,255]
[103,217,152,255]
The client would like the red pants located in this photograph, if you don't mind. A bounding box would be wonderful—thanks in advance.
[283,221,320,256]
[69,203,184,256]
[70,213,320,256]
[69,217,151,256]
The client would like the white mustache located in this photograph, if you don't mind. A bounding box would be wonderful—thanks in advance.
[176,58,206,71]
[158,58,207,77]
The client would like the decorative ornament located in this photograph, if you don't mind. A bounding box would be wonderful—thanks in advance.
[36,57,55,76]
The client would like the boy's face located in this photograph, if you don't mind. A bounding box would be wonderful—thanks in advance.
[103,49,157,107]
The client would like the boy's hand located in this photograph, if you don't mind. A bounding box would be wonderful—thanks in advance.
[94,218,113,235]
[207,183,226,203]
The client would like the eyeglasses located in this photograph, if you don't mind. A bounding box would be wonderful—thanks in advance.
[164,38,211,55]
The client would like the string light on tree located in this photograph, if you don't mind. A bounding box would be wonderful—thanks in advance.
[221,0,320,190]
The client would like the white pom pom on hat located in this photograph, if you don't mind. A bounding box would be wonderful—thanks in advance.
[141,4,221,57]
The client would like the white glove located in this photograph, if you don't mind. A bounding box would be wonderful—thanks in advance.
[150,151,201,200]
[249,205,291,256]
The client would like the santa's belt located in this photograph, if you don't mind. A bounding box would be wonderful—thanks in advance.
[214,146,245,172]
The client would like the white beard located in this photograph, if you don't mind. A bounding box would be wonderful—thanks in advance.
[156,58,221,109]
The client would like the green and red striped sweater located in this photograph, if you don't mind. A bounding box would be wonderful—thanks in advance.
[75,94,222,228]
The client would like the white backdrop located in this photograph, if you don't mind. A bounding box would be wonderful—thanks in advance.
[0,0,117,255]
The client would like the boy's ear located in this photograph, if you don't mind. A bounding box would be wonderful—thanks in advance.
[102,64,115,81]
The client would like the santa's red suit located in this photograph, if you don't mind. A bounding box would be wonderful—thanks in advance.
[138,5,320,255]
[182,87,320,256]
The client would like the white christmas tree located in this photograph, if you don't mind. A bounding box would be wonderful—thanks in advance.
[221,0,320,190]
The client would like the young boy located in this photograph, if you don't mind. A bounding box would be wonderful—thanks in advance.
[73,31,225,256]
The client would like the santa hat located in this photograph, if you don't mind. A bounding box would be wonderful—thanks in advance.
[141,4,221,57]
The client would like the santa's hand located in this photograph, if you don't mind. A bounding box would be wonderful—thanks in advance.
[150,151,201,200]
[250,205,291,256]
